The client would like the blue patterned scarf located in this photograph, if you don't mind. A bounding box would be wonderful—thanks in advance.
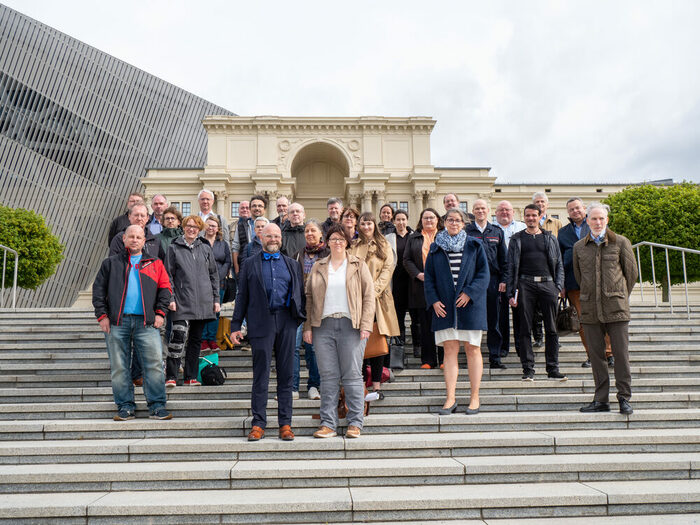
[435,229,467,252]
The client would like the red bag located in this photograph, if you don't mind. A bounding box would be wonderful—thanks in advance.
[365,366,391,387]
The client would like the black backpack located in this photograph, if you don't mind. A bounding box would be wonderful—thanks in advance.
[200,357,227,386]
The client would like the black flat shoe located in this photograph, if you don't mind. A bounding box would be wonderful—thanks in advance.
[438,401,458,415]
[580,401,610,413]
[619,399,633,415]
[465,406,480,415]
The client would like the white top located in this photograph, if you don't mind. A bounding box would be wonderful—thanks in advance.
[322,258,351,319]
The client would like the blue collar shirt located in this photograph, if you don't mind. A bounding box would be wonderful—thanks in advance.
[494,220,526,249]
[591,228,607,245]
[261,252,291,311]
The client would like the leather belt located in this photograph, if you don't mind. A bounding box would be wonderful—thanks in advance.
[324,313,346,319]
[519,274,553,282]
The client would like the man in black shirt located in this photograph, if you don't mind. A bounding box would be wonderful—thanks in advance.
[505,204,566,382]
[466,199,507,369]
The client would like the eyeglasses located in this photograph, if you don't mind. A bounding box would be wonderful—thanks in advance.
[163,217,177,222]
[328,238,346,244]
[446,218,463,224]
[422,216,437,221]
[184,225,199,230]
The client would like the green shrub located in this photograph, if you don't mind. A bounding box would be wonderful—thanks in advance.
[0,205,64,290]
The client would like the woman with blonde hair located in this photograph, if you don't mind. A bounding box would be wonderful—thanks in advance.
[349,212,400,399]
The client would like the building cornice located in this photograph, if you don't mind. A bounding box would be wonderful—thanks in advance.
[202,115,436,134]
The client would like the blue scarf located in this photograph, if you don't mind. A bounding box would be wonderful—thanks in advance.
[435,229,467,252]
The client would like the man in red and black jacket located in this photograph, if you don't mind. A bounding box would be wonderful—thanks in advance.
[93,225,173,421]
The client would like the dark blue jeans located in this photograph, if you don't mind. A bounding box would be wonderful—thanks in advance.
[202,288,225,341]
[293,324,320,391]
[104,314,167,413]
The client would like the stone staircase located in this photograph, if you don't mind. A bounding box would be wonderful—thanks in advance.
[1,306,700,523]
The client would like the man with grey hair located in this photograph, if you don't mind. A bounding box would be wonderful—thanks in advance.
[533,192,563,236]
[233,195,268,274]
[273,196,290,228]
[559,197,613,368]
[282,202,306,257]
[442,193,475,221]
[198,189,229,242]
[108,192,147,245]
[322,198,343,235]
[574,202,637,415]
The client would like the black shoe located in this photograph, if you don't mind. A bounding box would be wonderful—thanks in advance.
[465,406,480,415]
[580,401,611,413]
[413,346,421,358]
[607,356,615,368]
[533,339,544,348]
[547,371,568,381]
[522,370,535,381]
[438,401,458,415]
[113,409,135,421]
[581,359,591,368]
[490,362,507,370]
[499,350,508,358]
[619,399,633,415]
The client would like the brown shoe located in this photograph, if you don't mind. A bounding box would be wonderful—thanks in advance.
[345,425,361,438]
[278,424,295,441]
[313,425,337,438]
[247,426,265,441]
[132,377,143,387]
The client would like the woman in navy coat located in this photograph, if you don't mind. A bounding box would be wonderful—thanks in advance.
[424,209,490,415]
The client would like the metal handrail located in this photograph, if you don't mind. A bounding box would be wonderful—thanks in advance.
[0,243,18,309]
[631,241,700,319]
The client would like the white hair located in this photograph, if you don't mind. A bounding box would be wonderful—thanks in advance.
[289,202,305,211]
[532,192,548,202]
[198,189,214,200]
[254,216,270,226]
[586,202,610,217]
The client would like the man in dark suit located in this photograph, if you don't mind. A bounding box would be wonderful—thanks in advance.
[231,223,305,441]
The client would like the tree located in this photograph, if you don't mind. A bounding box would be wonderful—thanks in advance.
[604,182,700,300]
[0,205,64,290]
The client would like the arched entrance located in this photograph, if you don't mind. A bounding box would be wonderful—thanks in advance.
[291,141,349,222]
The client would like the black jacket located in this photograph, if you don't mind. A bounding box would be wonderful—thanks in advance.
[321,217,337,235]
[281,223,306,257]
[505,229,564,298]
[402,230,431,308]
[558,218,591,291]
[109,228,165,260]
[107,213,130,246]
[465,222,506,281]
[92,250,171,326]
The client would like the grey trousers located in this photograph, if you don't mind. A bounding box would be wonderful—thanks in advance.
[583,321,632,403]
[313,317,365,430]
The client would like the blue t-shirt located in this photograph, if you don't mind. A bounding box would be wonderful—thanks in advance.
[123,254,143,315]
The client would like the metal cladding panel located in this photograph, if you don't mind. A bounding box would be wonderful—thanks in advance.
[0,4,234,307]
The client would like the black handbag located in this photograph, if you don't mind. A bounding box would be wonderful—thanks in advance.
[389,337,405,370]
[222,274,237,303]
[200,356,227,385]
[556,296,580,336]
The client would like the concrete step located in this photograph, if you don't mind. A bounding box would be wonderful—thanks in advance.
[1,452,698,493]
[2,480,700,522]
[5,428,700,464]
[0,392,697,420]
[2,409,700,441]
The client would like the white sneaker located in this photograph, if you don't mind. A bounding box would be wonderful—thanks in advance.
[292,391,300,400]
[308,386,321,400]
[364,391,380,402]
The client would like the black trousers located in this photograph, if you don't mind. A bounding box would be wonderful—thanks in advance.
[499,293,520,357]
[420,307,443,367]
[249,310,296,429]
[485,276,503,365]
[166,319,205,381]
[517,279,560,374]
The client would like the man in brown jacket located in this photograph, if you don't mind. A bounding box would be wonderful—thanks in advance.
[573,202,638,415]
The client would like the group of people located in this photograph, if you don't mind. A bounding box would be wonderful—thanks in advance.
[93,188,638,437]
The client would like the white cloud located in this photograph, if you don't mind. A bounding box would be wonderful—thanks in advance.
[4,0,699,183]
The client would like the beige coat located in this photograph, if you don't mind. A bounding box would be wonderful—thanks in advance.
[541,215,563,237]
[304,254,375,333]
[349,239,401,337]
[572,229,638,324]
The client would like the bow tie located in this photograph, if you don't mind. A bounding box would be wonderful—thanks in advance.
[263,251,280,260]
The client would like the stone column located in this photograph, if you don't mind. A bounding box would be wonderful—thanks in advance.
[375,191,386,217]
[413,192,424,215]
[362,191,373,213]
[428,191,437,209]
[214,191,227,217]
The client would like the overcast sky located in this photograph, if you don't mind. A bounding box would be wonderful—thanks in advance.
[5,0,699,184]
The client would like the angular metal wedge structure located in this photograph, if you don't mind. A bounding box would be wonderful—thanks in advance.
[0,4,233,307]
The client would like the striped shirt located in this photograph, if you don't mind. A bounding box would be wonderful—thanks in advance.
[448,251,462,286]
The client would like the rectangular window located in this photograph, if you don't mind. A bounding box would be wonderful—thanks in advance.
[389,201,398,210]
[231,201,240,218]
[171,201,180,211]
[551,214,559,219]
[399,201,408,212]
[181,202,191,215]
[459,202,468,213]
